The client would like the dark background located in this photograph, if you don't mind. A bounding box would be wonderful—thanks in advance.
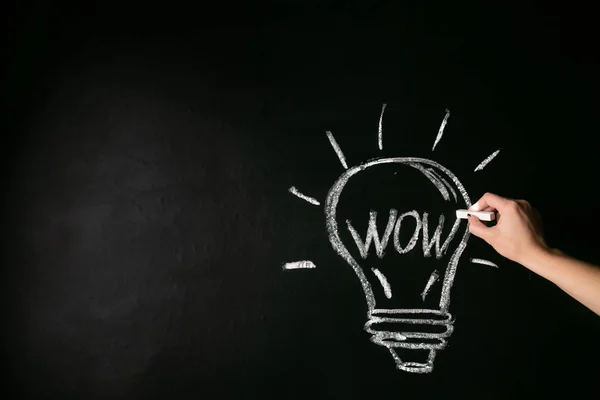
[4,1,600,398]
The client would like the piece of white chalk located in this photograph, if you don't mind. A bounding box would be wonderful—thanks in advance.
[456,209,495,221]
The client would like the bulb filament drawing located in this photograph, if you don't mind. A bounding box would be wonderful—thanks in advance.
[283,104,501,373]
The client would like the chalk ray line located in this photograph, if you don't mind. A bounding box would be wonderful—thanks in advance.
[326,130,348,169]
[288,186,320,206]
[470,258,498,268]
[282,260,317,270]
[372,268,392,299]
[432,109,450,151]
[421,270,439,301]
[474,149,501,171]
[378,103,387,150]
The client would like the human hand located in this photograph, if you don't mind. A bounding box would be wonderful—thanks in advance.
[467,192,549,265]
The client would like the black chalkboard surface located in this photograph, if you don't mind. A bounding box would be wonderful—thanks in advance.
[5,1,600,398]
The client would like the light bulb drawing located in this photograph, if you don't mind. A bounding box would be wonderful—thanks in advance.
[282,103,502,373]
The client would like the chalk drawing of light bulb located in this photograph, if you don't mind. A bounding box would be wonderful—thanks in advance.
[282,105,502,373]
[326,157,468,373]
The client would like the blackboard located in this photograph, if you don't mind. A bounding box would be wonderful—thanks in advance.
[5,1,600,398]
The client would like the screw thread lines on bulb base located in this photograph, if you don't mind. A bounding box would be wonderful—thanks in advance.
[364,309,454,373]
[388,348,437,374]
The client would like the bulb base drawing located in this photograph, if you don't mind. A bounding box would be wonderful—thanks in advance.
[364,308,454,373]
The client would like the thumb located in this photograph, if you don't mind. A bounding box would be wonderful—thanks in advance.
[467,215,493,242]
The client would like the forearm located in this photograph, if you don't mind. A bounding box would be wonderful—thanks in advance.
[521,248,600,316]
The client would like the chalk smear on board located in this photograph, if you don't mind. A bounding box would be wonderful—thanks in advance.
[470,258,498,268]
[378,103,387,150]
[326,130,348,169]
[282,260,317,270]
[288,186,320,206]
[421,270,439,300]
[372,268,392,299]
[474,149,501,171]
[431,109,450,151]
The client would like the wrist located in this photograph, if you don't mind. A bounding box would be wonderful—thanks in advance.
[517,245,552,270]
[518,245,557,279]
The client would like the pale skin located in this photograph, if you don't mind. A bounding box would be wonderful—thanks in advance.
[467,192,600,316]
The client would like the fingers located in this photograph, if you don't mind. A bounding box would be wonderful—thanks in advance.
[469,192,510,212]
[467,215,493,242]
